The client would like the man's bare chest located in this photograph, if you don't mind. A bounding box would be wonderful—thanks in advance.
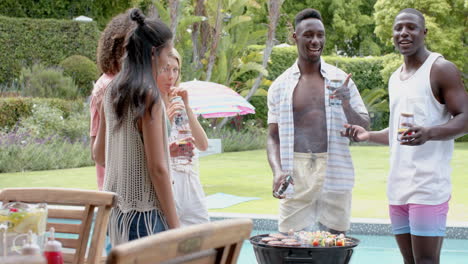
[292,78,325,114]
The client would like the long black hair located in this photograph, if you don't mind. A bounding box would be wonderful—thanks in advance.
[110,8,173,129]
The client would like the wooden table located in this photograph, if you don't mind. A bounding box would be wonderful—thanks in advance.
[0,255,46,264]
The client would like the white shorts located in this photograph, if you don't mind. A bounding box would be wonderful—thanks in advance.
[171,159,210,226]
[278,152,352,232]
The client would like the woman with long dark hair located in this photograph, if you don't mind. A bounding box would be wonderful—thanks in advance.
[93,8,179,245]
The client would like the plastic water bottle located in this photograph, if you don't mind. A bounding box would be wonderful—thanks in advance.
[21,230,41,256]
[169,96,192,165]
[43,227,63,264]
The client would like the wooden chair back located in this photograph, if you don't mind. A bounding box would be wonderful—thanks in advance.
[106,218,253,264]
[0,188,117,264]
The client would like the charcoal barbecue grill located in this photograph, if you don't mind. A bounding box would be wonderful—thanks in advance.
[249,233,360,264]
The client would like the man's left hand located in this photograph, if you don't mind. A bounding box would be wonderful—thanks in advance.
[400,124,431,146]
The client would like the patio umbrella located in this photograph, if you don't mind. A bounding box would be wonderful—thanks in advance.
[179,80,255,118]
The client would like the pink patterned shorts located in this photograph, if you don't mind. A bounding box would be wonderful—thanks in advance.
[389,199,449,237]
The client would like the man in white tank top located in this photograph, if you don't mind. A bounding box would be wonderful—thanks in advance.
[341,8,468,264]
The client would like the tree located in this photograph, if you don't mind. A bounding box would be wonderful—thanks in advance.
[149,0,206,81]
[204,0,224,82]
[277,0,385,56]
[374,0,467,74]
[168,0,182,36]
[245,0,284,101]
[218,0,283,129]
[190,0,210,72]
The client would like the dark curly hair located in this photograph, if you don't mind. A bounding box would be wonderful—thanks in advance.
[96,11,133,75]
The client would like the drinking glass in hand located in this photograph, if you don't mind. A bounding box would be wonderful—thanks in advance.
[174,129,192,165]
[169,95,193,166]
[397,112,414,142]
[328,79,343,106]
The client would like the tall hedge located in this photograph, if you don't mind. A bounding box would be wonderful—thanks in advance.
[249,45,393,92]
[0,0,132,29]
[0,15,99,84]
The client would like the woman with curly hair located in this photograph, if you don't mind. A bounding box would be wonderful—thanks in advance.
[90,11,133,191]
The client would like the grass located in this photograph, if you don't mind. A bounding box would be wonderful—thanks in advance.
[1,143,467,222]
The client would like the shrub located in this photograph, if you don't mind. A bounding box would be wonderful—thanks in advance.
[0,130,92,173]
[320,56,388,91]
[0,79,22,96]
[243,95,267,127]
[455,134,468,142]
[20,64,78,99]
[205,123,267,152]
[0,97,85,130]
[60,55,99,97]
[18,105,65,139]
[0,15,99,84]
[248,45,298,82]
[18,104,89,141]
[0,101,91,172]
[380,53,403,87]
[0,98,32,129]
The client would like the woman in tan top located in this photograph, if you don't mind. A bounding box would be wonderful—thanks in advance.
[93,8,179,246]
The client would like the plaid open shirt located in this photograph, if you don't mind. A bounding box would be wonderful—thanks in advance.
[267,59,368,191]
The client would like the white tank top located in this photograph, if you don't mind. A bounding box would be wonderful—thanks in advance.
[387,52,453,205]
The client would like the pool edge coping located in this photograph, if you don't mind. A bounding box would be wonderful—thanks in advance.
[209,212,468,239]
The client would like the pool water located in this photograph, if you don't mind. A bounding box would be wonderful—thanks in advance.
[240,230,468,264]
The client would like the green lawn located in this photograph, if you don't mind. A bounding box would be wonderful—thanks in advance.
[1,143,467,222]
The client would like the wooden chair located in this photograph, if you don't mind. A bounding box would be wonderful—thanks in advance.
[106,218,253,264]
[0,188,117,264]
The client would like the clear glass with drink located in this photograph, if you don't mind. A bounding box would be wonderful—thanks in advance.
[174,129,192,165]
[169,96,192,166]
[397,112,414,142]
[328,78,343,106]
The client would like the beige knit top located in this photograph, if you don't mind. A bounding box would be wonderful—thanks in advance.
[103,86,171,244]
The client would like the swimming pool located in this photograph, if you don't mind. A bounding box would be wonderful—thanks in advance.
[209,213,468,264]
[50,214,468,263]
[239,230,468,264]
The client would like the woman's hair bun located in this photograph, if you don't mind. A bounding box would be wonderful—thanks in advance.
[130,8,145,26]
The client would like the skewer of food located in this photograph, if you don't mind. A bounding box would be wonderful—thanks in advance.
[263,231,351,247]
